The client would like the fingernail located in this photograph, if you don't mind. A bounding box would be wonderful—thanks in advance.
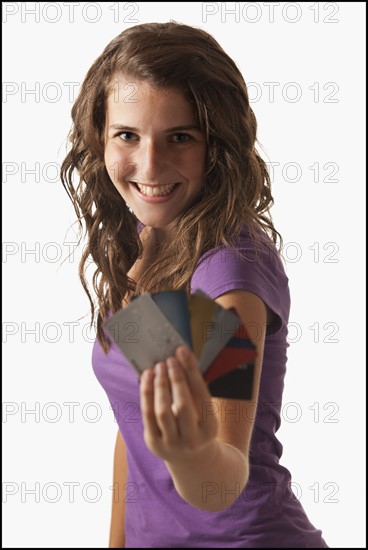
[167,357,178,369]
[177,346,190,361]
[140,370,150,383]
[155,362,165,375]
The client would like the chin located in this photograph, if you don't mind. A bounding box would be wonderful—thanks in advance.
[138,215,177,229]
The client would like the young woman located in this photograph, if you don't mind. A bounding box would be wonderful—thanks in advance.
[61,21,329,548]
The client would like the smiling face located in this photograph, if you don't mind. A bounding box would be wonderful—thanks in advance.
[104,76,207,237]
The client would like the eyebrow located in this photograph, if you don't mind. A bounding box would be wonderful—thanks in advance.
[108,124,201,132]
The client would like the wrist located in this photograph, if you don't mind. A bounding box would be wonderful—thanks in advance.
[164,439,221,473]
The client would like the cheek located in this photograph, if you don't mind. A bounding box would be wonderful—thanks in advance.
[186,147,206,181]
[104,145,131,186]
[104,146,118,184]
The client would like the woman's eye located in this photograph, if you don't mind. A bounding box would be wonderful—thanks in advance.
[118,132,138,142]
[171,133,191,143]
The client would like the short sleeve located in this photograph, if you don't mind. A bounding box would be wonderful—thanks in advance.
[190,225,291,337]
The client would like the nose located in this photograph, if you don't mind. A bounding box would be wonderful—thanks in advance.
[135,139,169,184]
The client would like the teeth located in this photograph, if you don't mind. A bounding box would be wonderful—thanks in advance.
[136,183,178,196]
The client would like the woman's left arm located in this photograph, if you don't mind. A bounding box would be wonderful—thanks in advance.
[139,290,267,512]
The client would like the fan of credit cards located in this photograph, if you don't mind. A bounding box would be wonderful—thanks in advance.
[102,289,257,400]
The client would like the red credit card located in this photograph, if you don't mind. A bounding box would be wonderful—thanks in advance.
[203,325,257,400]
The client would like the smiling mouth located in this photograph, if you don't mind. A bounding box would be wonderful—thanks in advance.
[131,182,181,197]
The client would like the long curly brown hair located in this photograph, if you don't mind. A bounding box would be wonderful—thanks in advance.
[60,21,283,354]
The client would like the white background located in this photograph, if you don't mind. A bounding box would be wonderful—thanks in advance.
[2,2,366,547]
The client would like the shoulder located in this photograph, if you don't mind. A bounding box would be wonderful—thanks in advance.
[192,223,282,273]
[190,223,290,334]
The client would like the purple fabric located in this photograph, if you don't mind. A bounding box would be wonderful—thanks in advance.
[92,223,329,548]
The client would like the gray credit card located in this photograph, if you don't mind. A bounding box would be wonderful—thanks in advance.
[102,293,187,375]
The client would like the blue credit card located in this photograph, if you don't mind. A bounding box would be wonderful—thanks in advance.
[150,290,193,349]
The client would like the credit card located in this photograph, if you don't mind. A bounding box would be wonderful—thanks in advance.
[203,323,257,400]
[102,293,187,375]
[207,362,255,400]
[187,291,218,360]
[151,290,193,349]
[198,303,242,373]
[203,330,257,384]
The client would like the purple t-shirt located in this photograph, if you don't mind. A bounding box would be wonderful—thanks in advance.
[92,223,329,548]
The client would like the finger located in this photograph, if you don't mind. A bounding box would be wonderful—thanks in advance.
[175,346,218,437]
[166,357,199,441]
[176,346,212,402]
[153,362,178,443]
[139,368,161,441]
